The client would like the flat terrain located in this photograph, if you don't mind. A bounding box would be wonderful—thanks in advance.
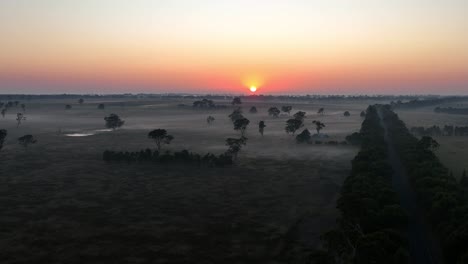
[0,97,369,263]
[396,100,468,178]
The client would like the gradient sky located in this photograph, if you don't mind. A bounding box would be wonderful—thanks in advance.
[0,0,467,94]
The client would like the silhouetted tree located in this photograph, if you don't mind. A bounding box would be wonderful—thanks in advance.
[78,98,84,105]
[293,111,306,121]
[233,117,250,136]
[98,103,105,110]
[418,136,439,150]
[21,104,26,112]
[312,120,325,135]
[285,119,303,135]
[148,129,174,151]
[360,111,366,117]
[18,135,37,148]
[229,108,243,122]
[268,107,280,118]
[207,115,215,125]
[16,113,26,128]
[14,101,19,107]
[317,108,324,115]
[259,121,266,136]
[0,129,6,151]
[281,106,292,115]
[226,137,247,160]
[65,104,72,110]
[296,129,311,143]
[231,97,242,106]
[249,106,258,114]
[344,111,351,117]
[104,114,124,130]
[1,108,6,118]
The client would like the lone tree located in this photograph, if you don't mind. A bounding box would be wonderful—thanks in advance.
[249,106,258,114]
[65,104,72,110]
[18,135,37,149]
[233,117,250,136]
[312,120,326,135]
[229,108,243,123]
[281,106,292,115]
[296,129,312,143]
[226,137,247,160]
[317,108,325,115]
[0,129,7,151]
[285,119,303,135]
[268,107,280,118]
[98,103,105,110]
[21,104,26,112]
[78,98,84,105]
[360,111,366,118]
[293,111,306,121]
[344,111,351,117]
[16,113,26,128]
[104,114,125,130]
[258,121,266,136]
[231,97,242,106]
[148,129,174,151]
[207,116,215,125]
[1,108,6,118]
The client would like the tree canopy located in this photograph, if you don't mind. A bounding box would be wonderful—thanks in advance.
[285,119,303,135]
[233,117,250,136]
[281,106,292,115]
[104,114,125,130]
[258,121,266,136]
[18,135,37,148]
[312,120,325,134]
[148,129,174,151]
[0,129,7,151]
[268,107,280,118]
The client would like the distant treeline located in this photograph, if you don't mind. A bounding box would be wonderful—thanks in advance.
[411,125,468,136]
[311,105,409,263]
[103,149,233,167]
[3,93,464,102]
[391,97,464,109]
[381,106,468,263]
[434,107,468,115]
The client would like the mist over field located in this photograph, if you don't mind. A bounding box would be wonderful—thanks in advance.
[0,94,467,263]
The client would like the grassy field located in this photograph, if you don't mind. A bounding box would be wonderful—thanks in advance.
[0,97,370,263]
[396,101,468,178]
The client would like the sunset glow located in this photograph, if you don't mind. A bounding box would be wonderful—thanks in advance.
[0,0,467,94]
[250,86,257,93]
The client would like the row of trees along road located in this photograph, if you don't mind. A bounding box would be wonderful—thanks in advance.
[381,106,468,263]
[309,105,410,263]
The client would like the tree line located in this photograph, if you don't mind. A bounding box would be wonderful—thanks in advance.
[381,106,468,263]
[411,125,468,137]
[434,107,468,115]
[310,105,409,263]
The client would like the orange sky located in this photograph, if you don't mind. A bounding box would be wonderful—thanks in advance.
[0,0,467,94]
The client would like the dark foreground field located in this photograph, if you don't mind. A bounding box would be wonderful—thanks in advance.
[0,97,361,263]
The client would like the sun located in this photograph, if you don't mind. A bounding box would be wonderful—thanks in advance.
[250,86,257,93]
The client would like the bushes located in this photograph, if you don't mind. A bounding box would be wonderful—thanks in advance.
[103,149,233,167]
